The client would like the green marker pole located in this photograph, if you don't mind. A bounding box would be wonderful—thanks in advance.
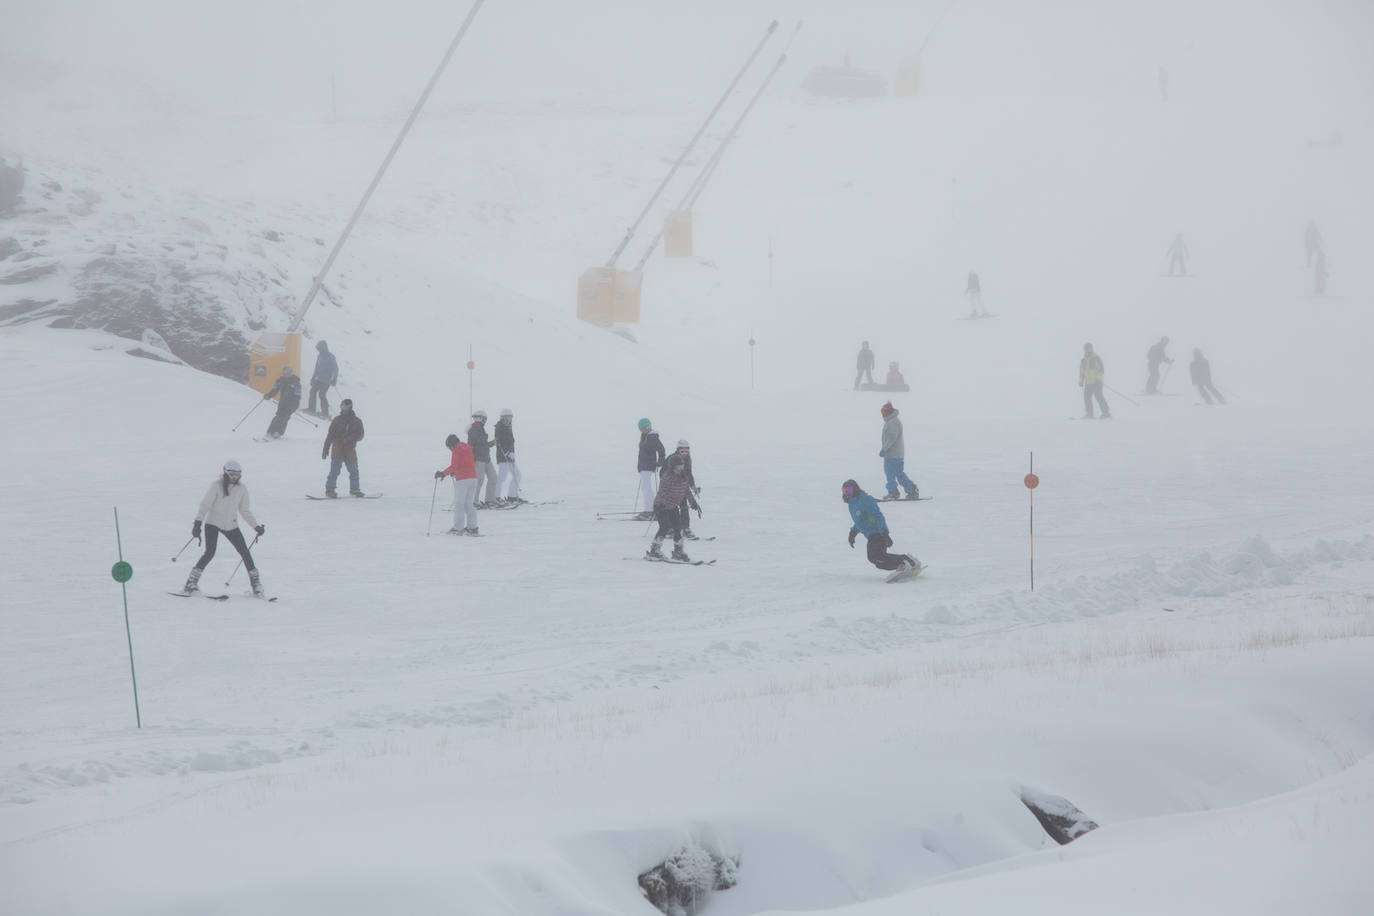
[111,507,141,728]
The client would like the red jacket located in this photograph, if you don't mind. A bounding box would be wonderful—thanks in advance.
[440,443,476,480]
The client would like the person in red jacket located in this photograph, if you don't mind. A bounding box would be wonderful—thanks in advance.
[435,433,480,535]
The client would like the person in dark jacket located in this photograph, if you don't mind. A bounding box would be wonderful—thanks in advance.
[854,341,876,389]
[1145,336,1174,394]
[670,439,701,539]
[1189,348,1227,405]
[321,398,365,497]
[493,407,521,504]
[468,409,498,507]
[636,417,665,520]
[308,340,339,417]
[262,365,303,439]
[647,453,702,561]
[842,479,917,573]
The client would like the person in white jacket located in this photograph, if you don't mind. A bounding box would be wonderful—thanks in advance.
[181,459,267,597]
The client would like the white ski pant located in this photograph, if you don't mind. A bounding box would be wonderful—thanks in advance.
[497,459,521,499]
[451,477,478,530]
[638,470,657,511]
[474,460,498,504]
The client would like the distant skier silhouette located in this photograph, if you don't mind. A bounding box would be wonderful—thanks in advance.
[1166,234,1189,276]
[1189,349,1226,405]
[1304,219,1324,268]
[965,270,985,317]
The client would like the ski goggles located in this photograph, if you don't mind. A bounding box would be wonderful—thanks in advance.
[842,484,856,497]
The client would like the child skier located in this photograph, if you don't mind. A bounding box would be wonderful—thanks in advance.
[436,433,479,535]
[636,417,665,520]
[842,479,917,574]
[181,459,267,597]
[647,453,701,561]
[493,407,521,504]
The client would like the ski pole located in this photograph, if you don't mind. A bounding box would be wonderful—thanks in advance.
[1160,361,1175,391]
[231,398,266,432]
[171,536,196,562]
[1105,384,1140,407]
[426,477,439,536]
[291,410,319,428]
[225,534,261,586]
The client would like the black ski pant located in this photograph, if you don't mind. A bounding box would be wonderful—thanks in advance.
[865,531,905,571]
[653,506,684,544]
[308,380,331,416]
[266,396,300,437]
[1196,382,1226,405]
[854,366,875,389]
[1146,363,1161,394]
[194,525,256,572]
[1082,383,1110,418]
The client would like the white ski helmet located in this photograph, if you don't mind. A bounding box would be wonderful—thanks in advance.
[223,459,242,474]
[500,407,513,418]
[677,439,690,449]
[472,409,487,421]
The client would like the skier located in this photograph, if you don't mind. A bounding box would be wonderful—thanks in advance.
[670,439,701,540]
[307,340,339,418]
[636,417,665,520]
[1313,251,1329,297]
[885,361,905,387]
[842,479,918,574]
[854,341,876,389]
[180,459,267,597]
[467,410,498,508]
[1165,233,1189,276]
[1190,348,1226,405]
[493,407,521,505]
[435,433,479,535]
[965,270,984,316]
[321,398,365,497]
[1304,219,1323,268]
[646,453,702,561]
[262,365,302,439]
[878,401,919,500]
[1145,336,1174,394]
[1079,342,1110,418]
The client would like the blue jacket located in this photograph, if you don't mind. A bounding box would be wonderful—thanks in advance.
[847,491,888,537]
[312,342,339,385]
[266,373,302,402]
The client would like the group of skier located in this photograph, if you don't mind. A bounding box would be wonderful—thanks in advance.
[435,408,523,535]
[635,418,704,562]
[1142,336,1227,404]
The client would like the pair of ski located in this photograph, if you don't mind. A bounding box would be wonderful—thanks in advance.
[306,492,382,500]
[877,495,932,503]
[166,591,278,602]
[486,499,559,510]
[630,555,716,566]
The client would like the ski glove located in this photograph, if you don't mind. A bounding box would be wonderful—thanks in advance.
[848,529,857,548]
[192,520,202,540]
[263,393,272,400]
[321,447,329,460]
[434,470,446,480]
[879,450,886,458]
[696,507,703,519]
[254,524,266,537]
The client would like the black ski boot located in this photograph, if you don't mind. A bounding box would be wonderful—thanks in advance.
[671,543,690,562]
[646,539,665,559]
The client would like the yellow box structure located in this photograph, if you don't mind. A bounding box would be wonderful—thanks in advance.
[612,269,642,324]
[578,267,617,326]
[663,210,694,258]
[248,331,302,395]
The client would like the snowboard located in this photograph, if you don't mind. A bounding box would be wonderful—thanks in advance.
[167,591,277,602]
[885,563,927,584]
[306,493,382,499]
[628,556,716,566]
[957,313,997,320]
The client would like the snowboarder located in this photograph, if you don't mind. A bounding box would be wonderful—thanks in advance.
[842,479,918,574]
[1190,348,1226,405]
[854,341,876,389]
[1313,250,1329,297]
[181,459,267,597]
[493,407,521,505]
[1145,336,1174,394]
[885,361,905,387]
[262,365,302,439]
[646,453,702,561]
[670,439,702,540]
[307,340,339,418]
[1304,219,1324,267]
[435,433,479,535]
[878,401,919,500]
[636,417,665,520]
[1079,343,1110,418]
[468,410,498,508]
[321,398,365,497]
[1165,233,1189,276]
[965,270,984,316]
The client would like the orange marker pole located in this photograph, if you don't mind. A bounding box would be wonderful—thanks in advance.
[466,345,475,416]
[1024,452,1040,592]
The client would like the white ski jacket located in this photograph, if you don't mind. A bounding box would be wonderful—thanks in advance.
[195,478,259,531]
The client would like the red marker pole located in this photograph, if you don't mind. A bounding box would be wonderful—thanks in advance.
[467,345,475,416]
[1024,452,1040,591]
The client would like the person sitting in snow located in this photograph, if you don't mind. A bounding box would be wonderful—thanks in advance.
[842,479,918,574]
[885,361,905,386]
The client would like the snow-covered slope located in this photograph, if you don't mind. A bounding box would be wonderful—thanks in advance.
[2,1,1373,914]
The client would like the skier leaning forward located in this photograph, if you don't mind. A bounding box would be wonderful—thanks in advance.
[647,453,701,561]
[842,479,918,573]
[182,459,267,597]
[436,434,480,536]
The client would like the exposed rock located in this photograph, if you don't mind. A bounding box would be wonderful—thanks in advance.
[0,158,22,213]
[638,841,739,916]
[1019,785,1100,845]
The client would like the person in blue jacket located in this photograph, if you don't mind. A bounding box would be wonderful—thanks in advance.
[843,478,917,573]
[308,340,339,417]
[261,365,302,439]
